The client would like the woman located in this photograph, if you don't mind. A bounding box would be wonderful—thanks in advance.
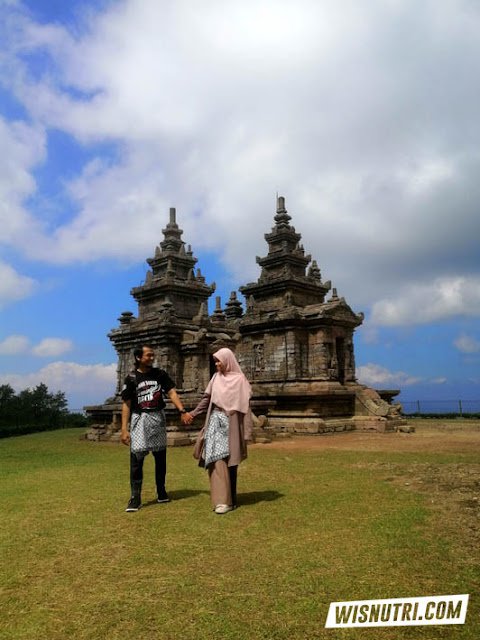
[182,348,253,514]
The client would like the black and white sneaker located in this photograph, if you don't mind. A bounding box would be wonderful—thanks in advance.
[126,496,141,512]
[157,490,170,503]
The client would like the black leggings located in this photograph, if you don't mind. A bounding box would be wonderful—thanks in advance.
[229,465,238,507]
[130,448,166,497]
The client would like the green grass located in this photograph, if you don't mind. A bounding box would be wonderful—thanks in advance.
[1,430,478,639]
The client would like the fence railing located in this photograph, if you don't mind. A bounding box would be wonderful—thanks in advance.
[400,400,480,417]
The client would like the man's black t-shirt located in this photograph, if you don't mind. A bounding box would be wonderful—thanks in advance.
[121,368,175,414]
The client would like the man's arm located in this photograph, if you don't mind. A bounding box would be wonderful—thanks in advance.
[167,388,186,415]
[121,399,131,445]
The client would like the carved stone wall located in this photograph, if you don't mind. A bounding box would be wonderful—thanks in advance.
[85,197,406,442]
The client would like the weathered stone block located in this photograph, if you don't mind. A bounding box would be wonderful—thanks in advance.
[398,424,415,433]
[167,434,192,447]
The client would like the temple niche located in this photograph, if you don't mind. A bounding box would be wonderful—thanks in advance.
[85,198,406,444]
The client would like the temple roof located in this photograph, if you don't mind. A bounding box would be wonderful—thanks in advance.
[240,196,330,305]
[130,207,215,322]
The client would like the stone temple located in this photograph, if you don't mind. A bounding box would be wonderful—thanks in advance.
[85,197,405,443]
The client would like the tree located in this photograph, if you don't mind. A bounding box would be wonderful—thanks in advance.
[0,384,16,425]
[0,383,82,437]
[0,384,15,410]
[11,384,68,427]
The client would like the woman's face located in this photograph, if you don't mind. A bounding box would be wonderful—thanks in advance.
[214,357,225,374]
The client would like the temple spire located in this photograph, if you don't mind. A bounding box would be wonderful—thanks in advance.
[168,207,178,227]
[132,207,215,323]
[160,206,183,252]
[241,197,329,307]
[274,195,292,227]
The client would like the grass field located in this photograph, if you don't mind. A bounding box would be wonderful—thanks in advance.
[1,421,479,639]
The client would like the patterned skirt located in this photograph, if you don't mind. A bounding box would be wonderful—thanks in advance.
[204,410,230,468]
[130,410,167,458]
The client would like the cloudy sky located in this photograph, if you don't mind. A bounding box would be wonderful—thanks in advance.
[1,0,479,411]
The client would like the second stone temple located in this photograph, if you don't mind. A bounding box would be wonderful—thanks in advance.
[86,197,404,443]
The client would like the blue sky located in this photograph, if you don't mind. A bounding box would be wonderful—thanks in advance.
[1,0,479,411]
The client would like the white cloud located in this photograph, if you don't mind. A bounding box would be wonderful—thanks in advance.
[0,335,75,357]
[0,334,30,354]
[0,116,44,309]
[0,260,36,308]
[431,377,447,384]
[32,338,74,357]
[454,333,480,354]
[0,0,479,315]
[0,116,46,245]
[370,277,480,326]
[357,363,422,387]
[358,323,379,345]
[0,361,117,400]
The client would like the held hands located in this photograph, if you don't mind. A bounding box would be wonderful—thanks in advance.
[181,412,194,425]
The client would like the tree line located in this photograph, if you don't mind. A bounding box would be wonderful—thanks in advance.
[0,383,87,438]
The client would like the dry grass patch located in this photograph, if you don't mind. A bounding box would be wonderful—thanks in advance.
[1,424,479,639]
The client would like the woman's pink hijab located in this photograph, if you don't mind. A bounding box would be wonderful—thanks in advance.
[205,348,252,414]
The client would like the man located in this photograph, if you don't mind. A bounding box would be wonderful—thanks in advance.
[121,345,187,512]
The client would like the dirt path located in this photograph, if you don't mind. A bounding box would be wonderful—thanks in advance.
[254,419,480,560]
[254,419,480,454]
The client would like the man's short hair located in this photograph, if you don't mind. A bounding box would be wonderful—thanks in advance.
[134,345,154,363]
